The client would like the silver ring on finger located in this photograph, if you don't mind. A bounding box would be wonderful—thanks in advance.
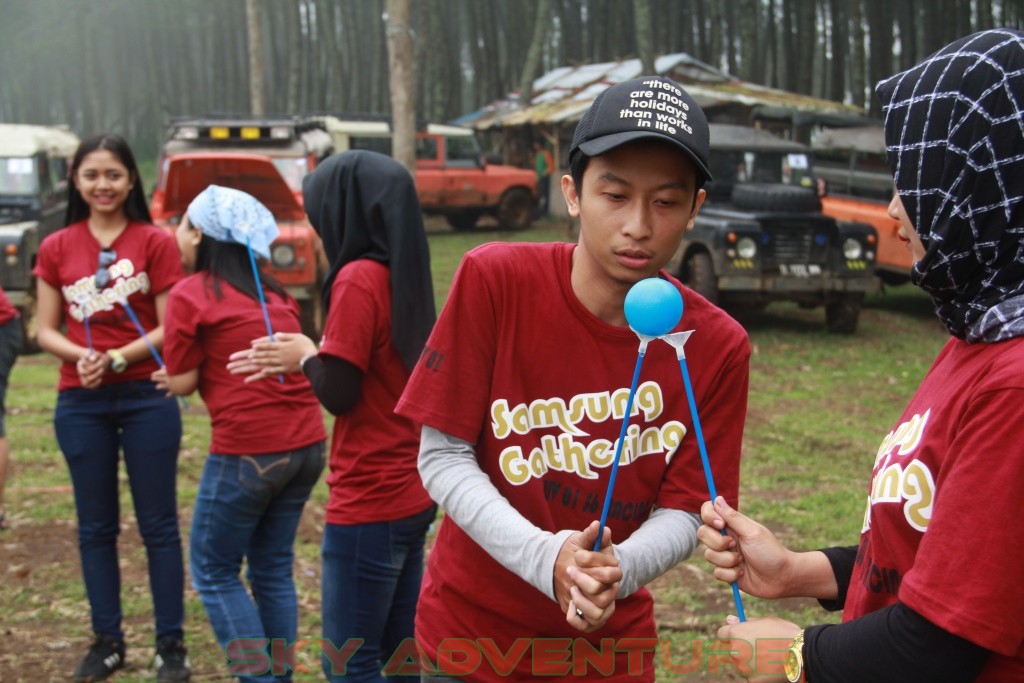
[575,608,585,620]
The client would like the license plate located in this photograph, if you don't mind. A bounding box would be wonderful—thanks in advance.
[779,264,822,277]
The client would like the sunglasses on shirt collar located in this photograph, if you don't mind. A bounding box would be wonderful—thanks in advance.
[95,248,117,288]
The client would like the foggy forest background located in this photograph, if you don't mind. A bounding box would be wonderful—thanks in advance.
[2,0,1024,159]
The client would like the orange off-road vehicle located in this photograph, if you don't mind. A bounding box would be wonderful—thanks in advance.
[150,116,331,336]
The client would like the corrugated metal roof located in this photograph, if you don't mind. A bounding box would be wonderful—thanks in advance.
[459,52,863,130]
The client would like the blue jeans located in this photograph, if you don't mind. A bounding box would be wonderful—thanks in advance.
[54,381,184,642]
[321,504,438,682]
[190,444,325,683]
[0,316,23,435]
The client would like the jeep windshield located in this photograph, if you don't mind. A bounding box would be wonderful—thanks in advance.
[708,150,814,191]
[0,157,39,196]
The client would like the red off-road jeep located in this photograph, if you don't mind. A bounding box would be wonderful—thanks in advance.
[316,117,537,231]
[150,117,331,336]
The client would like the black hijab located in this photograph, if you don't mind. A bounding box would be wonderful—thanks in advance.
[302,150,436,370]
[876,28,1024,342]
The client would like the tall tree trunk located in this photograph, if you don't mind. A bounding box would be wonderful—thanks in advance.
[795,0,815,94]
[635,0,657,74]
[386,0,415,173]
[246,0,265,115]
[828,0,847,102]
[286,0,302,113]
[740,0,763,83]
[519,0,551,106]
[766,0,779,87]
[849,0,867,110]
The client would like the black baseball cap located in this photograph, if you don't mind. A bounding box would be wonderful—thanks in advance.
[569,75,712,182]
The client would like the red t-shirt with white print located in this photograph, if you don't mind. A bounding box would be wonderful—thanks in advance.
[34,220,183,391]
[845,336,1024,681]
[396,242,750,683]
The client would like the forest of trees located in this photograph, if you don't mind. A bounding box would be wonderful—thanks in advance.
[2,0,1024,159]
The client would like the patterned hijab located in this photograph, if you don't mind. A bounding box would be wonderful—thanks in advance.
[876,28,1024,342]
[302,150,435,371]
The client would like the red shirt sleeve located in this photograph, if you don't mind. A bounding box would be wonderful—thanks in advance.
[396,253,497,444]
[162,279,205,375]
[317,262,386,372]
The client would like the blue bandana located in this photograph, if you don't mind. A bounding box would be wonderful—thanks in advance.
[186,185,279,259]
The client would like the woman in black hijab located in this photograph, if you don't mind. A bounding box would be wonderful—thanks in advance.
[695,29,1024,683]
[231,150,438,682]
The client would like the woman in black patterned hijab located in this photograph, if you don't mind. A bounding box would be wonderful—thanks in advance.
[697,29,1024,683]
[878,28,1024,342]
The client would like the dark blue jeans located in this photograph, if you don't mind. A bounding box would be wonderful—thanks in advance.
[54,380,184,642]
[321,504,437,682]
[190,444,325,683]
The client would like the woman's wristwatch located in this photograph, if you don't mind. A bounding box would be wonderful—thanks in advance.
[785,629,805,682]
[107,349,128,373]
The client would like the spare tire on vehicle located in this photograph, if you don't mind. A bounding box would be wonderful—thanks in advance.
[730,183,822,213]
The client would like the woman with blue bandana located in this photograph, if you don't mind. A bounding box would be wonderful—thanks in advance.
[698,28,1024,683]
[156,185,327,683]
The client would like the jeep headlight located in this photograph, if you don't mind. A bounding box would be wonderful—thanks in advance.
[736,236,757,259]
[271,244,296,268]
[842,238,863,260]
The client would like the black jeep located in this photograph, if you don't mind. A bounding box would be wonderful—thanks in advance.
[669,124,878,333]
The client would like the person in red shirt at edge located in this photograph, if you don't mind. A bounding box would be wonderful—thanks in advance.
[33,133,190,683]
[154,185,326,683]
[391,75,750,683]
[699,28,1024,683]
[227,150,438,683]
[0,285,21,532]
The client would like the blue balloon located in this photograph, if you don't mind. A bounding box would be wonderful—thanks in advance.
[624,278,683,337]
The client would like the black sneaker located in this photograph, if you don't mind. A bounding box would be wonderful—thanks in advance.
[73,634,125,682]
[155,637,191,682]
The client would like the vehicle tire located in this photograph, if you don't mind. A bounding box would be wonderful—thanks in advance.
[497,188,533,231]
[682,252,720,304]
[826,293,863,334]
[731,183,822,213]
[446,211,481,231]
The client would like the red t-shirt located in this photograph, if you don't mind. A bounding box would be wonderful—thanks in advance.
[163,274,326,455]
[395,242,750,682]
[34,220,184,391]
[0,286,18,326]
[319,259,433,525]
[845,336,1024,680]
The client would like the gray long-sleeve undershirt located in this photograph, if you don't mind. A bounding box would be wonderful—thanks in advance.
[418,425,701,602]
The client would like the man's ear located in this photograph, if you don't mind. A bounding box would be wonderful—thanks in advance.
[686,188,707,232]
[561,174,580,218]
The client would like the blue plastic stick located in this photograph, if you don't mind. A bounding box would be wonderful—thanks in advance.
[120,297,188,410]
[84,315,93,354]
[676,350,746,622]
[593,341,648,552]
[245,237,284,383]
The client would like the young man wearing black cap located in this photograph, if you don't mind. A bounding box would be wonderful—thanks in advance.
[396,75,750,682]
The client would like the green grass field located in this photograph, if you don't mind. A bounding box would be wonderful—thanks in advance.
[0,217,947,681]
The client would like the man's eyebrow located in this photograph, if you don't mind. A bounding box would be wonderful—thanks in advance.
[594,171,690,192]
